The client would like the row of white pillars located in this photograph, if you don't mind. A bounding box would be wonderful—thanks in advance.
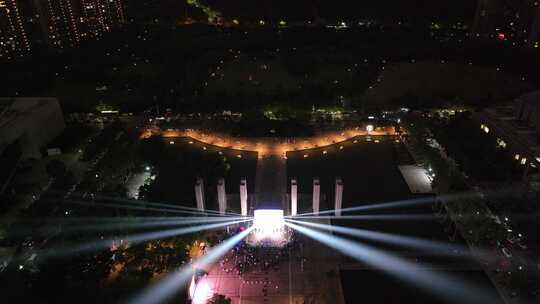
[240,179,248,216]
[195,178,205,211]
[290,177,343,216]
[194,178,249,217]
[313,178,320,215]
[217,178,227,215]
[291,179,298,216]
[195,177,343,217]
[335,177,343,216]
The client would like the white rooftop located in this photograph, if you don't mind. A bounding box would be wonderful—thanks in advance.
[398,165,433,194]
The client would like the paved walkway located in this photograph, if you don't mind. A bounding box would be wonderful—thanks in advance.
[253,155,287,212]
[142,127,396,157]
[202,219,345,304]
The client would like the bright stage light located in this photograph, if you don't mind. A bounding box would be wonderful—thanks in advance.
[250,209,288,246]
[253,209,284,232]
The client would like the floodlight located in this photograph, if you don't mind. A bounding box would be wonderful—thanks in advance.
[253,209,285,232]
[250,209,288,246]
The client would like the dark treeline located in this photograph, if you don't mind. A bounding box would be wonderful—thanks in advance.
[2,23,540,113]
[202,0,477,23]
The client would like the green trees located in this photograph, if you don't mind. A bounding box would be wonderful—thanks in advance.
[283,53,319,77]
[209,294,232,304]
[46,159,67,180]
[46,159,78,191]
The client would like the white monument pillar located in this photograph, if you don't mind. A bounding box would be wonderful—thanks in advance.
[217,178,227,215]
[335,177,343,216]
[195,178,205,211]
[291,179,298,216]
[240,179,248,216]
[313,178,320,215]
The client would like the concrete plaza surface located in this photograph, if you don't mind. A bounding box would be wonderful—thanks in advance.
[199,220,344,304]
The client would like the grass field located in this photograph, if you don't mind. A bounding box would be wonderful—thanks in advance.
[140,136,257,211]
[286,136,410,211]
[364,61,532,107]
[173,136,258,194]
[203,53,378,109]
[205,57,532,111]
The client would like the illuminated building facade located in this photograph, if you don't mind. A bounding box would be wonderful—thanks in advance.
[473,0,540,46]
[0,0,31,60]
[79,0,125,40]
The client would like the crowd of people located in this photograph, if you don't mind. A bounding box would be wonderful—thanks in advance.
[218,227,297,277]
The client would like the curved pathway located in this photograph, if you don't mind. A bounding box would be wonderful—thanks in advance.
[143,126,396,157]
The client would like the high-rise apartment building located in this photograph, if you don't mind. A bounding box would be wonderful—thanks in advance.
[0,0,31,60]
[79,0,125,40]
[1,0,126,61]
[36,0,81,49]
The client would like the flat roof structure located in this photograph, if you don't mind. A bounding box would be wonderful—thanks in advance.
[398,165,433,194]
[0,97,64,159]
